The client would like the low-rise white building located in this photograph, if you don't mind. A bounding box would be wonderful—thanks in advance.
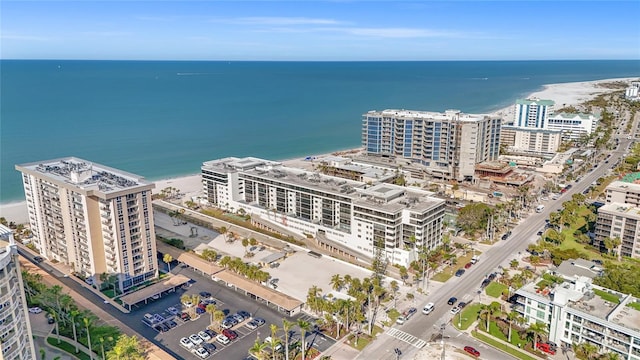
[546,112,599,141]
[514,272,640,360]
[626,82,640,102]
[202,157,446,267]
[501,126,562,156]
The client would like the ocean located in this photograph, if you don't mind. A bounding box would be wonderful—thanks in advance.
[1,60,639,203]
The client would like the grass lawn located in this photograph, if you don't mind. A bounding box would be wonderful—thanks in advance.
[472,331,538,360]
[594,289,621,303]
[485,282,507,298]
[452,303,483,330]
[384,309,400,326]
[627,302,640,311]
[479,320,528,348]
[47,337,92,360]
[346,326,384,351]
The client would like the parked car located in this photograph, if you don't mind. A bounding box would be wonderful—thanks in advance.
[47,314,55,324]
[166,320,177,329]
[202,342,216,353]
[253,317,266,326]
[232,313,245,323]
[464,262,472,269]
[198,331,212,341]
[458,301,467,308]
[181,312,191,321]
[216,334,230,345]
[264,336,283,351]
[167,306,179,316]
[180,337,194,349]
[237,310,251,319]
[455,269,465,277]
[194,347,209,359]
[33,256,44,263]
[450,306,461,315]
[189,333,204,345]
[221,320,235,329]
[28,307,42,314]
[395,307,417,325]
[246,321,259,330]
[199,291,212,298]
[222,329,238,340]
[447,297,457,305]
[464,346,480,357]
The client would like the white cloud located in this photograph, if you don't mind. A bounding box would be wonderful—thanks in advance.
[1,34,51,41]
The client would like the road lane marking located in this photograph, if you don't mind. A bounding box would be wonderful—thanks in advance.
[385,328,427,348]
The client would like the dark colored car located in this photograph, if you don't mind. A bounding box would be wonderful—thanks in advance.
[487,273,497,281]
[253,317,266,326]
[47,314,55,324]
[458,301,467,308]
[33,256,44,263]
[166,320,177,329]
[196,307,205,315]
[447,297,457,305]
[204,328,216,337]
[202,342,217,353]
[199,291,212,298]
[455,269,465,277]
[464,262,472,269]
[237,310,251,319]
[180,312,191,321]
[222,329,238,340]
[464,346,480,357]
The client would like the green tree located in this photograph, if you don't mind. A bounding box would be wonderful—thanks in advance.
[506,311,519,343]
[201,249,218,262]
[268,323,280,360]
[83,314,96,360]
[163,253,173,272]
[106,335,145,360]
[329,274,344,291]
[526,322,548,350]
[242,238,250,255]
[249,339,268,360]
[70,309,81,353]
[99,335,114,360]
[282,318,294,360]
[457,203,492,235]
[510,259,519,269]
[297,319,311,360]
[249,238,258,248]
[206,304,217,329]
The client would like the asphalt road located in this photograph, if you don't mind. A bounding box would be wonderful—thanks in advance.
[356,136,633,360]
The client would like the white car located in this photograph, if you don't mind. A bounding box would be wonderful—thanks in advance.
[216,334,230,345]
[189,334,204,345]
[28,307,42,314]
[264,336,283,351]
[180,337,194,349]
[422,303,435,315]
[198,331,212,341]
[450,306,461,315]
[194,347,209,359]
[182,301,194,308]
[167,306,179,315]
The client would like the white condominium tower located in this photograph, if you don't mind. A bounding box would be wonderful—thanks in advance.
[0,225,36,360]
[16,158,158,292]
[514,98,555,128]
[202,157,446,267]
[361,109,502,181]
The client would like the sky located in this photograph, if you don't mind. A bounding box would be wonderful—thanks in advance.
[1,1,639,61]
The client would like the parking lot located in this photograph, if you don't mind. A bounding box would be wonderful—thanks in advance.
[131,263,335,360]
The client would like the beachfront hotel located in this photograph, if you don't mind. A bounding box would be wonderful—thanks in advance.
[15,158,158,292]
[546,112,599,141]
[361,109,502,181]
[626,82,640,102]
[202,157,446,267]
[514,264,640,360]
[514,98,555,128]
[499,126,562,156]
[0,225,36,360]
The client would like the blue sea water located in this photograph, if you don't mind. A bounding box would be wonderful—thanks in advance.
[1,60,639,203]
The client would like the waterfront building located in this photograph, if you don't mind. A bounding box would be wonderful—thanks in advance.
[15,158,158,292]
[514,98,555,129]
[514,272,640,360]
[500,126,562,156]
[546,112,599,141]
[605,181,640,206]
[0,225,36,360]
[202,157,446,266]
[626,82,640,102]
[361,109,501,181]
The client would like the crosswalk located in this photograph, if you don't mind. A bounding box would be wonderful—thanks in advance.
[385,328,427,348]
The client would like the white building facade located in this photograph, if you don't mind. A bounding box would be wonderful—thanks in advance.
[361,109,502,181]
[515,276,640,360]
[546,113,599,141]
[514,98,555,128]
[500,126,562,155]
[202,157,446,266]
[16,158,158,292]
[0,225,36,360]
[626,82,640,102]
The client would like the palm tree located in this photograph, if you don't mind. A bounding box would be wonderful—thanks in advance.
[242,238,250,255]
[70,309,81,353]
[510,259,519,269]
[213,310,225,330]
[219,226,228,241]
[282,319,294,360]
[329,274,343,291]
[106,334,144,360]
[99,335,114,360]
[269,323,279,360]
[478,304,492,332]
[506,311,519,343]
[297,319,311,360]
[206,304,217,328]
[83,315,96,360]
[249,339,268,360]
[163,253,173,272]
[526,322,548,351]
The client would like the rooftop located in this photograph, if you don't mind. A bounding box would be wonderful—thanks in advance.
[516,98,555,106]
[16,157,153,195]
[549,112,599,120]
[365,109,498,122]
[598,202,640,219]
[554,259,603,280]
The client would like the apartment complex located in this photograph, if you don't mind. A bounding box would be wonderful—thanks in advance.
[361,109,501,181]
[0,225,36,360]
[594,181,640,259]
[16,158,158,292]
[514,98,555,128]
[500,126,562,155]
[546,113,599,141]
[202,157,446,266]
[514,273,640,360]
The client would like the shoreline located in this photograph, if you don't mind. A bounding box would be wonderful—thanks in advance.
[2,76,638,224]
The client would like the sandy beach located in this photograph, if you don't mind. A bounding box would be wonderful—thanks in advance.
[1,76,637,225]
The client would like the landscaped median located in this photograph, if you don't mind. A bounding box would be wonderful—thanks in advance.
[471,331,539,360]
[47,337,93,360]
[432,251,481,282]
[452,303,483,330]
